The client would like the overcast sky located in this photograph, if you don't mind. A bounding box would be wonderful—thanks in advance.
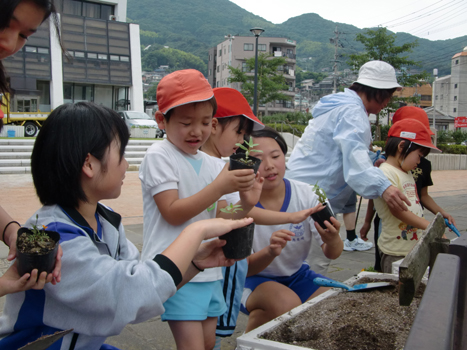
[229,0,467,41]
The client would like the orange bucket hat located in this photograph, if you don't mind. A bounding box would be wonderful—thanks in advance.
[388,119,441,153]
[213,88,264,131]
[157,69,214,115]
[393,106,435,136]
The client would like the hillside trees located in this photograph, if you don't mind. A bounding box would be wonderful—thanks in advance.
[228,54,291,116]
[141,46,207,74]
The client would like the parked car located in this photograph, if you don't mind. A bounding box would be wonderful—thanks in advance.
[117,111,164,138]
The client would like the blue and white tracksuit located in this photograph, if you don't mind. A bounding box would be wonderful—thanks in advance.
[286,88,392,213]
[0,204,179,350]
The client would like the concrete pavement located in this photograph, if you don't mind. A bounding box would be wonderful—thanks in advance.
[1,170,466,349]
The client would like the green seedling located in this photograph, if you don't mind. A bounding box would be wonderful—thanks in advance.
[220,203,243,214]
[312,182,327,204]
[26,215,49,243]
[236,136,263,160]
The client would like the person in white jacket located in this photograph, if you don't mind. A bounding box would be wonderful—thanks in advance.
[286,60,410,252]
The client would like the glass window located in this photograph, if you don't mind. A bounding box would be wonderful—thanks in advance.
[219,49,222,56]
[110,55,120,61]
[456,60,459,64]
[88,52,97,59]
[98,54,107,60]
[242,62,248,72]
[63,0,82,15]
[244,43,253,51]
[74,51,85,58]
[455,84,458,88]
[37,80,51,112]
[120,56,129,62]
[25,46,37,53]
[37,47,49,54]
[454,96,457,101]
[258,44,266,51]
[83,2,100,19]
[454,108,457,112]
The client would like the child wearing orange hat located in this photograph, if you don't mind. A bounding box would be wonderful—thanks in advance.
[361,106,456,271]
[139,70,262,350]
[373,118,441,273]
[201,88,316,348]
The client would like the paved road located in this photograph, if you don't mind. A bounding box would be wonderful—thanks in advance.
[1,171,465,349]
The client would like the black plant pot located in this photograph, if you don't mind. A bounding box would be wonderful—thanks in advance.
[219,222,255,259]
[311,203,335,230]
[229,153,262,174]
[16,228,60,276]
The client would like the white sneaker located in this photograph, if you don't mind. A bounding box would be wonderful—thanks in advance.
[343,238,373,251]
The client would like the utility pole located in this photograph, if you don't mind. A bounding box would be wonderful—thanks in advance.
[432,68,438,146]
[330,26,341,94]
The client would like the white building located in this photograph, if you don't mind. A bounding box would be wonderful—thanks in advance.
[3,0,143,119]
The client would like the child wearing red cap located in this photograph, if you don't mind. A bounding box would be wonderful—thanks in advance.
[361,106,456,271]
[373,118,442,273]
[139,70,262,350]
[201,88,317,348]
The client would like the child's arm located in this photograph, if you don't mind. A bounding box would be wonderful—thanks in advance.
[161,217,254,286]
[317,216,343,260]
[155,165,256,226]
[388,204,430,230]
[247,206,317,225]
[360,199,375,241]
[217,171,264,220]
[246,229,294,277]
[419,187,457,226]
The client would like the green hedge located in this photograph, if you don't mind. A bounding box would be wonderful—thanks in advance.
[436,144,467,154]
[266,123,306,137]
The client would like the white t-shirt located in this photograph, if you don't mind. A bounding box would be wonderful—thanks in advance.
[374,163,425,257]
[139,140,224,282]
[253,178,324,277]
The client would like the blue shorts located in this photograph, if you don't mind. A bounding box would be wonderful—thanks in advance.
[240,264,326,315]
[162,281,226,321]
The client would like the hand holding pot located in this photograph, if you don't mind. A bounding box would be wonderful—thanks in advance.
[239,172,264,209]
[315,216,343,260]
[214,163,256,194]
[0,261,51,297]
[192,239,237,271]
[196,217,254,240]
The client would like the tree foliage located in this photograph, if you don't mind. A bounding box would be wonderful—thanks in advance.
[144,83,158,100]
[141,46,206,74]
[228,54,291,115]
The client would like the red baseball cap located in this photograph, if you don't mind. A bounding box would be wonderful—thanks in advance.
[393,106,435,135]
[213,88,264,131]
[157,69,214,114]
[388,119,441,153]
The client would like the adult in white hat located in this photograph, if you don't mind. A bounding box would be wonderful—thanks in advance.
[286,60,410,255]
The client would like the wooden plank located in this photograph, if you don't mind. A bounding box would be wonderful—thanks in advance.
[404,254,460,350]
[449,234,467,349]
[399,213,446,306]
[428,238,450,274]
[19,329,73,350]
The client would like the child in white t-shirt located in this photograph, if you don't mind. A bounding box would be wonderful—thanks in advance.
[201,88,315,347]
[373,119,441,273]
[139,70,262,350]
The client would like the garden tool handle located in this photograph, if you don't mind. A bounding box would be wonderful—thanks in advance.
[444,219,461,237]
[313,277,351,290]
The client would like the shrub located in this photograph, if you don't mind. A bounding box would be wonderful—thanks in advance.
[266,123,306,137]
[436,144,467,154]
[262,112,312,125]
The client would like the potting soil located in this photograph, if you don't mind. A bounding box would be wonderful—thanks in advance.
[261,278,425,350]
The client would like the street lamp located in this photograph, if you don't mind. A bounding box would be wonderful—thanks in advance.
[250,27,264,116]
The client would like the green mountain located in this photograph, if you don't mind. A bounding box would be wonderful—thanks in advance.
[128,0,466,76]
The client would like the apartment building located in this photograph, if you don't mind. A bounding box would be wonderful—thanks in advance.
[433,47,467,119]
[393,83,433,108]
[3,0,143,122]
[208,35,297,115]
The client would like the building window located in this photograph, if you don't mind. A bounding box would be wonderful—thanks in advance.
[217,66,220,73]
[455,84,458,88]
[216,81,219,87]
[208,69,211,76]
[242,62,248,72]
[441,94,443,100]
[219,49,222,57]
[454,108,457,112]
[258,44,266,51]
[435,95,438,100]
[441,83,444,88]
[421,95,431,101]
[224,48,226,54]
[456,59,459,64]
[244,43,253,51]
[62,0,114,20]
[454,96,457,101]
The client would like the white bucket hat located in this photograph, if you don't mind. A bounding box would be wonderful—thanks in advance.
[353,60,402,90]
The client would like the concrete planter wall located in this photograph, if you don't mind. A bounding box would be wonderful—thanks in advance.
[130,128,156,138]
[426,154,467,171]
[0,125,25,138]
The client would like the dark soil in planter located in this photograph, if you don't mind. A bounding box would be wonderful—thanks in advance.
[229,153,262,174]
[261,277,426,350]
[310,203,335,229]
[219,222,255,259]
[16,228,60,276]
